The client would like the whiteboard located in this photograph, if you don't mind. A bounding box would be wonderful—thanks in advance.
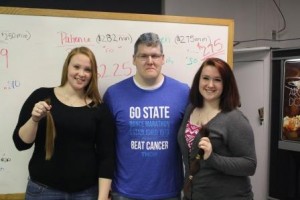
[0,7,233,194]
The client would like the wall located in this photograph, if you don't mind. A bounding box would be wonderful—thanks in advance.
[164,0,300,49]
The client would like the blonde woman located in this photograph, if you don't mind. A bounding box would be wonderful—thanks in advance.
[13,46,115,200]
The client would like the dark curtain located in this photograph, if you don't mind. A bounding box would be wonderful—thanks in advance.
[0,0,163,14]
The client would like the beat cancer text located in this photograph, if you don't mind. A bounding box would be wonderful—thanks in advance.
[131,140,168,150]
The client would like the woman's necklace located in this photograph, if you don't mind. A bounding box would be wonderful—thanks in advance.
[56,87,85,107]
[63,95,79,106]
[193,107,220,126]
[195,110,201,125]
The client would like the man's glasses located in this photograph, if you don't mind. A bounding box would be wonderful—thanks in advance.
[135,54,163,61]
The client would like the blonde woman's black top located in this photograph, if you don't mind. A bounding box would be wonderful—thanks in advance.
[13,87,115,192]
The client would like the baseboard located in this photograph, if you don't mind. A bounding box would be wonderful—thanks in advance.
[0,193,25,200]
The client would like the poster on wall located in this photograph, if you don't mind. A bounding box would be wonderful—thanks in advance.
[282,59,300,141]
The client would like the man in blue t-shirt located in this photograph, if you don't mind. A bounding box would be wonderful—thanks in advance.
[104,32,189,200]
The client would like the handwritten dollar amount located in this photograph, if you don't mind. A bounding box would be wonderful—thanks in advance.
[97,61,133,78]
[96,33,132,43]
[0,31,31,41]
[3,80,21,90]
[175,35,224,59]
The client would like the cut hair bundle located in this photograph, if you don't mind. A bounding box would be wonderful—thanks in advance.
[45,98,56,160]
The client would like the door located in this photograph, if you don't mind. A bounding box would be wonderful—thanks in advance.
[233,49,271,200]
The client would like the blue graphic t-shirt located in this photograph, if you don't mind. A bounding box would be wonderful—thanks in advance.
[104,76,189,199]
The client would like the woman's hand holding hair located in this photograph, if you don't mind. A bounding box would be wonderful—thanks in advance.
[19,100,52,144]
[31,100,52,122]
[198,137,212,160]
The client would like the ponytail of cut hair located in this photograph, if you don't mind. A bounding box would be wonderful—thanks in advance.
[183,125,210,200]
[45,98,56,160]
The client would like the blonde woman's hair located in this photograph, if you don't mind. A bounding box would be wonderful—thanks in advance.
[45,98,56,160]
[45,46,101,160]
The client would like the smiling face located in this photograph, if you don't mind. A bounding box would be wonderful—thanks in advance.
[66,53,92,92]
[133,44,165,85]
[199,65,223,104]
